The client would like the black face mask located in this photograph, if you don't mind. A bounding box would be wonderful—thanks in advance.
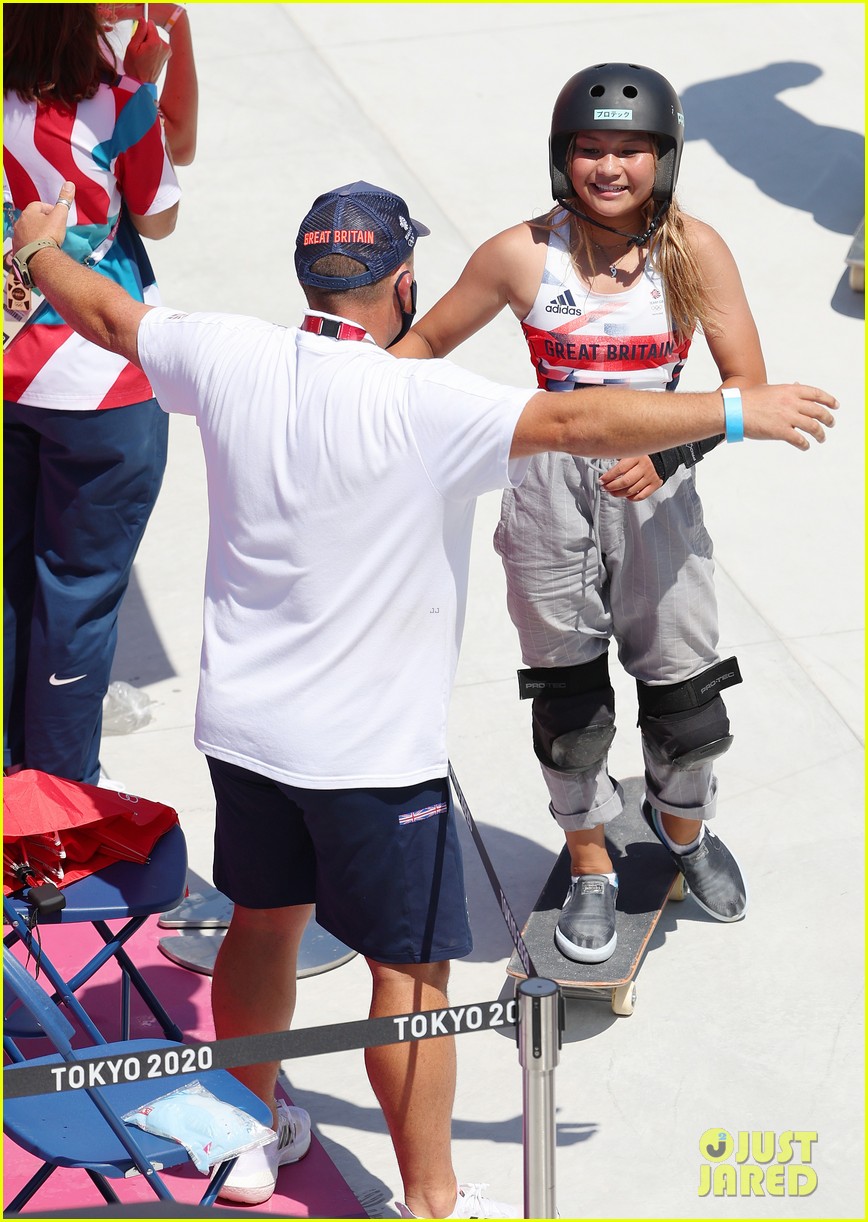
[387,271,417,347]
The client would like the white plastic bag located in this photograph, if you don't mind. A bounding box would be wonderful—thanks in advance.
[123,1081,275,1173]
[102,681,153,735]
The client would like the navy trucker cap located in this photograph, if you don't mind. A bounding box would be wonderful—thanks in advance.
[295,181,430,290]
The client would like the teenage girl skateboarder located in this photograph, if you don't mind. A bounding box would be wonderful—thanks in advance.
[395,63,763,964]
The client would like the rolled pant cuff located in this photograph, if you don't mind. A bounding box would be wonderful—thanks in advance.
[548,780,626,833]
[644,780,718,823]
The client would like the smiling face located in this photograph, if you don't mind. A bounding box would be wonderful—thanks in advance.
[568,130,657,228]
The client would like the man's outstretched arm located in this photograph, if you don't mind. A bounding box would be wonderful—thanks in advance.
[512,379,838,461]
[14,183,838,462]
[11,182,148,367]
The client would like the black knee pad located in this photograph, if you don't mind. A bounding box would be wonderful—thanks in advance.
[517,654,616,774]
[637,657,742,771]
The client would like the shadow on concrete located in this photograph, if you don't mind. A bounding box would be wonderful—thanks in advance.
[830,266,865,319]
[457,818,560,964]
[111,568,176,686]
[680,62,864,237]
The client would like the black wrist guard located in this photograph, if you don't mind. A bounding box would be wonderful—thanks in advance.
[650,434,725,483]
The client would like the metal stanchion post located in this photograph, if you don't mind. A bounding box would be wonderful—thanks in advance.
[517,977,562,1219]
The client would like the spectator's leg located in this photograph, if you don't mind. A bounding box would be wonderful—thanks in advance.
[365,958,459,1219]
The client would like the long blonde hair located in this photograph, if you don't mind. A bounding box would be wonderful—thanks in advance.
[532,140,718,344]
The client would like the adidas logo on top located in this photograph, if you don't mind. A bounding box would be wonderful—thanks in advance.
[545,290,583,317]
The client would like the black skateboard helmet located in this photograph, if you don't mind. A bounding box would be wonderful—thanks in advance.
[549,63,685,206]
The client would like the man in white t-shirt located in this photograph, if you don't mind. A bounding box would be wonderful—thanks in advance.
[10,179,836,1217]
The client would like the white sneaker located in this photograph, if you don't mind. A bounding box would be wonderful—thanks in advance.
[396,1182,520,1218]
[216,1100,311,1205]
[97,768,129,793]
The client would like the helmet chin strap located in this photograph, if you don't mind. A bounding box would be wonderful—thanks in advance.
[557,197,670,249]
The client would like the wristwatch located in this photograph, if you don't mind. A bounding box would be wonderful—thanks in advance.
[11,238,60,290]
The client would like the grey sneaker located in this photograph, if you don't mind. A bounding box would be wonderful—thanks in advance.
[554,873,618,963]
[643,802,747,921]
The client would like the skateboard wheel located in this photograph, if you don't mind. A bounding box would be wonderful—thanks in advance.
[612,982,636,1016]
[669,874,688,901]
[849,263,864,293]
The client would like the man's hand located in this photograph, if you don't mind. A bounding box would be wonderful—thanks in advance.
[13,182,75,254]
[9,181,148,366]
[599,455,663,501]
[742,384,838,448]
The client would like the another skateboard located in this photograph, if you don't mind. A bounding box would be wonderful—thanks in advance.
[158,886,234,929]
[846,217,864,292]
[157,884,357,978]
[158,923,357,978]
[507,795,685,1016]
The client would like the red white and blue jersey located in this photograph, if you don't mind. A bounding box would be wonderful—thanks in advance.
[3,75,181,410]
[521,211,691,392]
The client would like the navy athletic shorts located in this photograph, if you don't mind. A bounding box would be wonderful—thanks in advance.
[207,757,472,965]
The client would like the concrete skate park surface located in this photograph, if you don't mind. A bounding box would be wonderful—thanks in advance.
[95,4,864,1218]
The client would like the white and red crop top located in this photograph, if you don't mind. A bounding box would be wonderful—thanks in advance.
[520,212,692,391]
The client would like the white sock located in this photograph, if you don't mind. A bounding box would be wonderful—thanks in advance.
[651,807,704,855]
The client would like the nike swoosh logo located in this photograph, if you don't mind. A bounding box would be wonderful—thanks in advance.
[49,673,87,686]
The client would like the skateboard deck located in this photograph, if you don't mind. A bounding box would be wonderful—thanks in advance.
[158,885,234,928]
[158,921,357,978]
[157,886,357,978]
[507,795,684,1015]
[846,217,864,292]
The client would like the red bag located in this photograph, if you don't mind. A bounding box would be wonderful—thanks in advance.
[3,769,179,895]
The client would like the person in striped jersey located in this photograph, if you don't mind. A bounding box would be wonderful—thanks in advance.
[3,2,182,784]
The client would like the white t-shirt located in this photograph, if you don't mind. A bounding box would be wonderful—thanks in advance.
[137,308,532,788]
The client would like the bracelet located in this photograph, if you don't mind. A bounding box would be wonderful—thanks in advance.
[163,4,186,32]
[722,388,744,443]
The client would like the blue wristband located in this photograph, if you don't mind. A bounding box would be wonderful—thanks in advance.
[722,388,744,443]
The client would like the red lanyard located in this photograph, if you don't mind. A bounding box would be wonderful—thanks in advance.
[301,315,368,342]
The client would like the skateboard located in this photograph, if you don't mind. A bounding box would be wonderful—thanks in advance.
[157,884,357,978]
[507,792,686,1016]
[158,886,234,929]
[846,217,864,292]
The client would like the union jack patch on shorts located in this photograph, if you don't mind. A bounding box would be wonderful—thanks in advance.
[398,801,448,826]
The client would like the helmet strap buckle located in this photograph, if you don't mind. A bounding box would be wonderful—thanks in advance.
[557,197,669,249]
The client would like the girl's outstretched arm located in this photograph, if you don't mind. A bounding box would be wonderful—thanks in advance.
[391,222,544,359]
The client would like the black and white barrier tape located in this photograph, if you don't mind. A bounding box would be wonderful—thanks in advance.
[448,764,536,980]
[7,767,538,1101]
[4,996,518,1098]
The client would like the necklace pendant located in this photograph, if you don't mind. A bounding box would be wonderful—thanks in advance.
[609,264,617,279]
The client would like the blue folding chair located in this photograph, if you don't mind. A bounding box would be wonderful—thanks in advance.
[4,823,188,1042]
[3,946,274,1211]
